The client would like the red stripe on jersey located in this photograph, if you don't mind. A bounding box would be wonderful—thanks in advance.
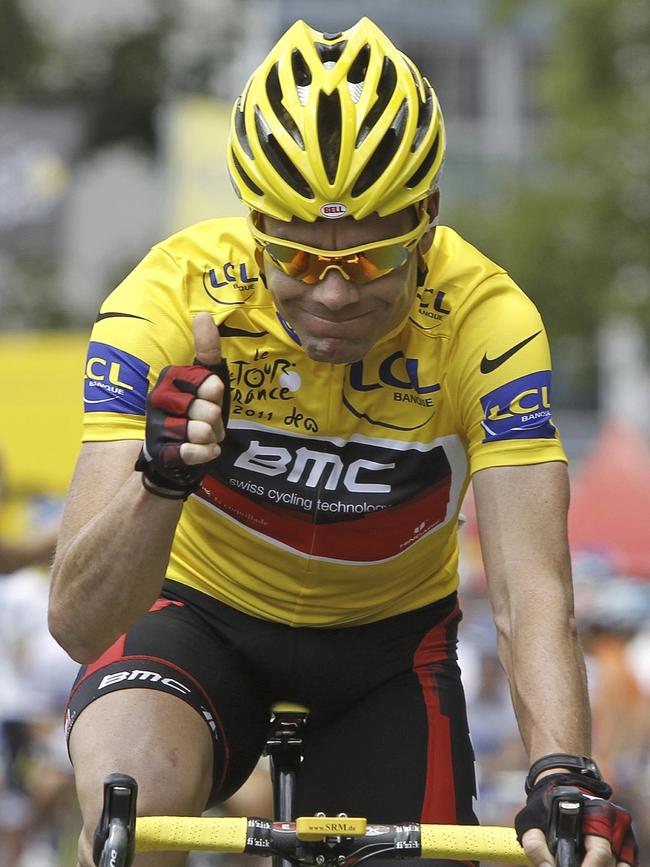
[199,473,451,562]
[412,601,460,824]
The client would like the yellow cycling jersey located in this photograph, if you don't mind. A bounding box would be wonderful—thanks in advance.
[82,218,566,626]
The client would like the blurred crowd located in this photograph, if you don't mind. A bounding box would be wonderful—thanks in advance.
[1,470,649,866]
[0,457,78,866]
[458,575,650,864]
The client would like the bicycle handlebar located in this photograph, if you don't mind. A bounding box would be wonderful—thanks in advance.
[135,815,530,863]
[93,774,584,866]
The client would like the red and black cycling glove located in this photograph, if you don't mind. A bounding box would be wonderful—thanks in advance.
[515,773,638,865]
[134,359,231,499]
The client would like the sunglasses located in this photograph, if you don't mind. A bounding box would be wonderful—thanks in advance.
[248,206,429,285]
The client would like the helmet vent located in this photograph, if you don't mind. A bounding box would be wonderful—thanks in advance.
[352,98,408,197]
[291,49,312,107]
[254,104,315,199]
[291,49,312,87]
[355,57,397,147]
[234,97,253,159]
[405,132,440,189]
[315,40,347,67]
[404,58,423,91]
[266,63,304,148]
[348,44,370,84]
[230,152,264,196]
[347,81,363,103]
[347,44,370,104]
[412,85,434,152]
[317,90,342,184]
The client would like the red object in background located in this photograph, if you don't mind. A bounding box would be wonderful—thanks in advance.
[568,421,650,579]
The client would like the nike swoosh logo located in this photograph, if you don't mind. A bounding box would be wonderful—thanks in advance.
[218,323,268,338]
[95,311,151,323]
[480,330,542,374]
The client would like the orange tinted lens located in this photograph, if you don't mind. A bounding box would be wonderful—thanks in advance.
[362,245,411,271]
[344,245,410,283]
[264,241,411,284]
[265,244,312,278]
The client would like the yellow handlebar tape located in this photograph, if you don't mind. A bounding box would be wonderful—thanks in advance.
[135,816,530,863]
[136,816,248,853]
[420,824,529,864]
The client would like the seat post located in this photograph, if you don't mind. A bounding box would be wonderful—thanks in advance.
[264,703,310,824]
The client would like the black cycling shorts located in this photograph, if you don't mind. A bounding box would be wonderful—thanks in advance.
[66,581,477,864]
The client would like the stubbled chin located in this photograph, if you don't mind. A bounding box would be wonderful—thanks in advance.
[302,336,366,365]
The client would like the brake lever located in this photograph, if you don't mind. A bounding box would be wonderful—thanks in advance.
[92,773,138,867]
[548,786,583,867]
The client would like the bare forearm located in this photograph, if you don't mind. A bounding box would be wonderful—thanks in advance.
[474,464,592,763]
[495,578,591,762]
[49,473,182,662]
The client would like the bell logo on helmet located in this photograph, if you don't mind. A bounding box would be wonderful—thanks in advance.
[320,202,348,219]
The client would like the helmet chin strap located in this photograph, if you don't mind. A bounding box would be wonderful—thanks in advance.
[416,252,429,288]
[417,207,436,286]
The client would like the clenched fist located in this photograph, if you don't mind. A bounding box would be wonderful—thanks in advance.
[135,313,230,499]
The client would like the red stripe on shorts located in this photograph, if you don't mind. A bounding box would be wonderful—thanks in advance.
[412,601,460,825]
[79,597,183,676]
[83,634,127,679]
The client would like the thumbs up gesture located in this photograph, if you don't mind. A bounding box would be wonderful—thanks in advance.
[183,312,228,466]
[134,313,231,499]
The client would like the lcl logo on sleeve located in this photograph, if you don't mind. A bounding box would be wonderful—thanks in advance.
[84,341,150,414]
[480,371,557,442]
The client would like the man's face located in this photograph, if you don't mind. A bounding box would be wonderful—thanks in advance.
[261,206,429,365]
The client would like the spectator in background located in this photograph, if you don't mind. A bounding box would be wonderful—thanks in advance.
[0,452,76,867]
[458,590,529,827]
[0,452,58,576]
[578,577,650,856]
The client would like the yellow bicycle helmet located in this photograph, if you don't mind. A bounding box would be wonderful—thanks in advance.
[228,17,445,222]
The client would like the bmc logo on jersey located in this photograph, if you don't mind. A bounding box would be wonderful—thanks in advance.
[84,342,149,414]
[209,426,452,518]
[480,371,556,442]
[200,425,459,561]
[234,440,394,494]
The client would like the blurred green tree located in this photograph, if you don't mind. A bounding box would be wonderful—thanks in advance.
[0,0,49,99]
[0,0,241,329]
[450,0,650,398]
[79,25,170,151]
[0,0,241,151]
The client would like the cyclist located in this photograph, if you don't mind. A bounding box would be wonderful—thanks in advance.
[48,18,637,867]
